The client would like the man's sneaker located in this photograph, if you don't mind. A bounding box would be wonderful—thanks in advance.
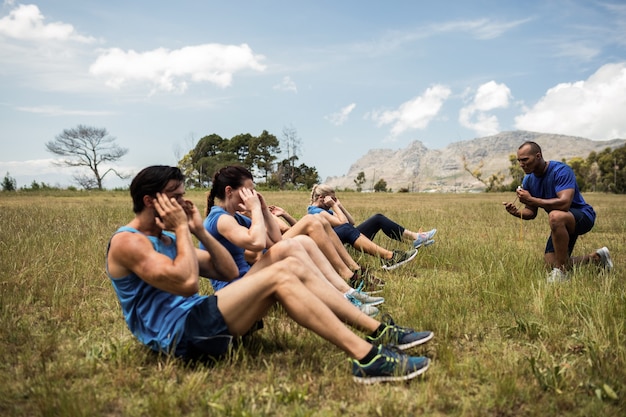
[596,247,613,271]
[352,345,429,384]
[367,314,433,350]
[413,229,437,248]
[348,267,386,294]
[381,249,418,271]
[347,290,385,306]
[347,294,379,317]
[547,268,569,283]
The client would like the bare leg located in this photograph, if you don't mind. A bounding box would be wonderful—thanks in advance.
[319,217,361,271]
[544,210,576,270]
[247,239,380,332]
[352,235,394,259]
[215,256,373,359]
[282,215,355,279]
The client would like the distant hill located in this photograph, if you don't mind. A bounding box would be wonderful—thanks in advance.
[325,131,626,192]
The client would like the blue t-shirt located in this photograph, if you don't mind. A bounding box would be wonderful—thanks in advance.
[201,206,252,291]
[106,226,206,356]
[521,160,595,221]
[307,205,331,216]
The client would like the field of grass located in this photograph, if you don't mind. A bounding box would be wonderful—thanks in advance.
[1,190,625,416]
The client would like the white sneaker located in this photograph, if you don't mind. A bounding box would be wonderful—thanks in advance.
[596,247,613,271]
[547,268,569,283]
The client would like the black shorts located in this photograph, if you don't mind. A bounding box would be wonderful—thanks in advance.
[544,208,595,256]
[176,295,233,361]
[333,223,362,245]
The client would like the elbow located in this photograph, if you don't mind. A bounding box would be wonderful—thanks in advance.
[179,281,199,297]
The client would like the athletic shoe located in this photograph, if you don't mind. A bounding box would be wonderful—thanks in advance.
[547,268,568,283]
[347,294,379,317]
[381,249,418,271]
[367,314,434,350]
[352,345,429,384]
[596,247,613,271]
[348,268,386,294]
[413,229,437,248]
[347,290,385,306]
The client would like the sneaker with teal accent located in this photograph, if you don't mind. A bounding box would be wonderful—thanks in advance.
[347,289,384,306]
[352,345,430,384]
[346,294,379,317]
[381,249,418,271]
[413,229,437,249]
[367,314,433,350]
[596,247,613,271]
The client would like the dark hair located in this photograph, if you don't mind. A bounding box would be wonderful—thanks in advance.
[130,166,185,213]
[519,141,542,155]
[206,165,253,216]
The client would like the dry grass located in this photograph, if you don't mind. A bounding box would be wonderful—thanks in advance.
[1,190,624,416]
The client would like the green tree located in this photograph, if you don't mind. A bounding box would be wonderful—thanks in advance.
[354,171,366,192]
[2,172,16,191]
[374,178,387,192]
[45,125,129,190]
[251,130,280,182]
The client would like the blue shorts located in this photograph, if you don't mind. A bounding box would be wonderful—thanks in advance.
[176,295,233,361]
[545,208,595,256]
[333,223,362,245]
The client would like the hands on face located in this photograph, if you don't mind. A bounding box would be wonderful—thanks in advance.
[153,192,188,231]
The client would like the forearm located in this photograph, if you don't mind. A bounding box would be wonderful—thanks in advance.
[194,228,238,280]
[337,204,355,225]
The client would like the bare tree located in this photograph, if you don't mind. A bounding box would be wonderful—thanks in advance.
[281,125,302,184]
[45,125,129,190]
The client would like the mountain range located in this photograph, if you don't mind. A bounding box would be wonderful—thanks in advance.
[324,131,626,192]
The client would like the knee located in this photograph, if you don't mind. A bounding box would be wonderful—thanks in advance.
[548,210,568,229]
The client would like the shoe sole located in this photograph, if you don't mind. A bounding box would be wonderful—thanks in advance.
[396,331,434,350]
[352,360,430,384]
[414,239,435,249]
[381,250,419,271]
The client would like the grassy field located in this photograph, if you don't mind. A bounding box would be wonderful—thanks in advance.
[0,190,624,416]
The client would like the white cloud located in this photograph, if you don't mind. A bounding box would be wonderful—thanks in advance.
[16,105,114,116]
[0,4,95,43]
[273,76,297,93]
[369,85,451,138]
[325,103,356,126]
[514,62,626,139]
[89,43,266,93]
[459,81,512,136]
[436,18,532,40]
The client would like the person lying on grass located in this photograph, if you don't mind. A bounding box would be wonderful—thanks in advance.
[203,165,384,317]
[106,165,433,384]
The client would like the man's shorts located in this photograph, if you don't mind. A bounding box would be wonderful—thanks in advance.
[176,295,233,361]
[333,223,362,245]
[545,207,595,256]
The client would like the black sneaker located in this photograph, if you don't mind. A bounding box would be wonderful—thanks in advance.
[352,345,429,384]
[381,249,418,271]
[367,314,433,350]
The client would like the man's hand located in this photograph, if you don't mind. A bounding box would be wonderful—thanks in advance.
[153,192,188,231]
[182,199,204,236]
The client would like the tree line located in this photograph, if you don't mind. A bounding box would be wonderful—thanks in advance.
[176,127,320,190]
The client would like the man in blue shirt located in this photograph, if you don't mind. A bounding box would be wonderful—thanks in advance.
[503,141,613,282]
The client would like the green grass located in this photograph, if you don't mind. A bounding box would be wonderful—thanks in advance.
[1,190,624,416]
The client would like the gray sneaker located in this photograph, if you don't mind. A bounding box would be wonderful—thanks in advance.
[348,290,384,306]
[346,293,380,317]
[596,247,613,271]
[381,249,418,271]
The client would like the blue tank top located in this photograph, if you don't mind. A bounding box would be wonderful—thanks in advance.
[106,226,206,355]
[521,161,596,221]
[201,206,252,291]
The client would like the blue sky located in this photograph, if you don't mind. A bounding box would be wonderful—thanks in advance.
[1,0,625,188]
